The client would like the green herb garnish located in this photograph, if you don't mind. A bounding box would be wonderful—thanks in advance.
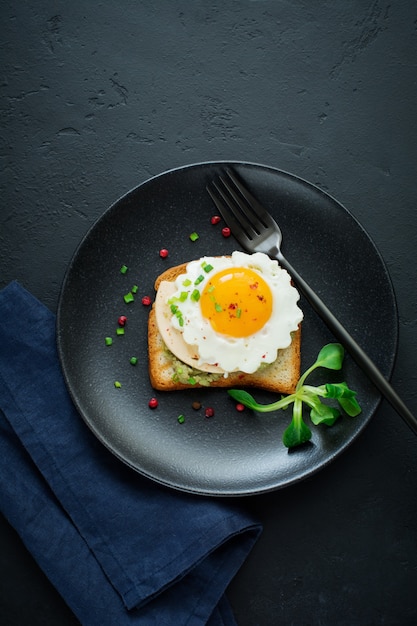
[228,343,362,449]
[123,292,135,304]
[175,310,184,327]
[189,232,199,242]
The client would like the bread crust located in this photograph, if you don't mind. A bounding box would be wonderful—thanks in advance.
[148,261,301,394]
[153,262,199,290]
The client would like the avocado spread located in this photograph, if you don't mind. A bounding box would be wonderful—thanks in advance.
[163,343,275,386]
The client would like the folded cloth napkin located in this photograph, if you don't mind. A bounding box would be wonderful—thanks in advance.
[0,282,262,626]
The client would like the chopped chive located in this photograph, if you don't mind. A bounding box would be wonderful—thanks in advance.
[131,285,139,294]
[194,275,204,285]
[215,302,223,312]
[189,232,199,242]
[187,377,197,385]
[116,327,125,336]
[203,264,214,273]
[179,291,188,302]
[105,337,113,346]
[174,309,184,327]
[114,381,122,388]
[120,264,128,274]
[236,308,242,318]
[170,304,178,314]
[124,292,135,303]
[178,414,185,423]
[130,356,138,365]
[191,289,200,302]
[182,278,192,286]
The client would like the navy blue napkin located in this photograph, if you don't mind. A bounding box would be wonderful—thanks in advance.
[0,282,262,625]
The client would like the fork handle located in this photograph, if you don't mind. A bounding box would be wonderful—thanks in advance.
[277,253,417,435]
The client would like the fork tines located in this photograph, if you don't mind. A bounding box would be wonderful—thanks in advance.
[206,169,273,242]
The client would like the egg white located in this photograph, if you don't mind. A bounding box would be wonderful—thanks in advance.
[156,251,303,375]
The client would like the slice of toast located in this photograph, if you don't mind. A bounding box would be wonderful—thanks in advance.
[148,261,301,394]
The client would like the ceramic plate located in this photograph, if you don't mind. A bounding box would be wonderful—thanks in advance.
[57,161,398,496]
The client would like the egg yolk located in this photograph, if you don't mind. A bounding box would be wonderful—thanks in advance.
[200,267,273,337]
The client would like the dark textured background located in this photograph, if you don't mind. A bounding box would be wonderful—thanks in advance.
[1,1,417,624]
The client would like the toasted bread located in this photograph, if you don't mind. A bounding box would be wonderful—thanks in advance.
[148,261,301,394]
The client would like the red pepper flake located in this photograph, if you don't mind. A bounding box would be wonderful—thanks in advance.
[221,227,231,238]
[118,315,127,326]
[148,397,158,409]
[250,282,259,290]
[159,248,169,258]
[204,407,215,418]
[141,295,152,306]
[235,403,245,412]
[210,215,221,225]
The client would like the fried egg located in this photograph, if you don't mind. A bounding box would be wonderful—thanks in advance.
[154,251,303,375]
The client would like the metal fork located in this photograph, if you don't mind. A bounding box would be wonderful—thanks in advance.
[207,168,417,435]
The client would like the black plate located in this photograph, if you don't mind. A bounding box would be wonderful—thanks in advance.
[56,161,398,496]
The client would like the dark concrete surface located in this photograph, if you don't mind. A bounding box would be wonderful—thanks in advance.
[1,1,417,624]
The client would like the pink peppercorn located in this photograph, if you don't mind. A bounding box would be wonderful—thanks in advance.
[118,315,127,326]
[159,248,169,258]
[148,397,158,409]
[221,227,231,238]
[210,215,221,225]
[235,403,245,412]
[141,295,152,306]
[204,407,215,418]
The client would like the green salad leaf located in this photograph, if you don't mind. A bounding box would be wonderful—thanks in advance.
[228,343,362,449]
